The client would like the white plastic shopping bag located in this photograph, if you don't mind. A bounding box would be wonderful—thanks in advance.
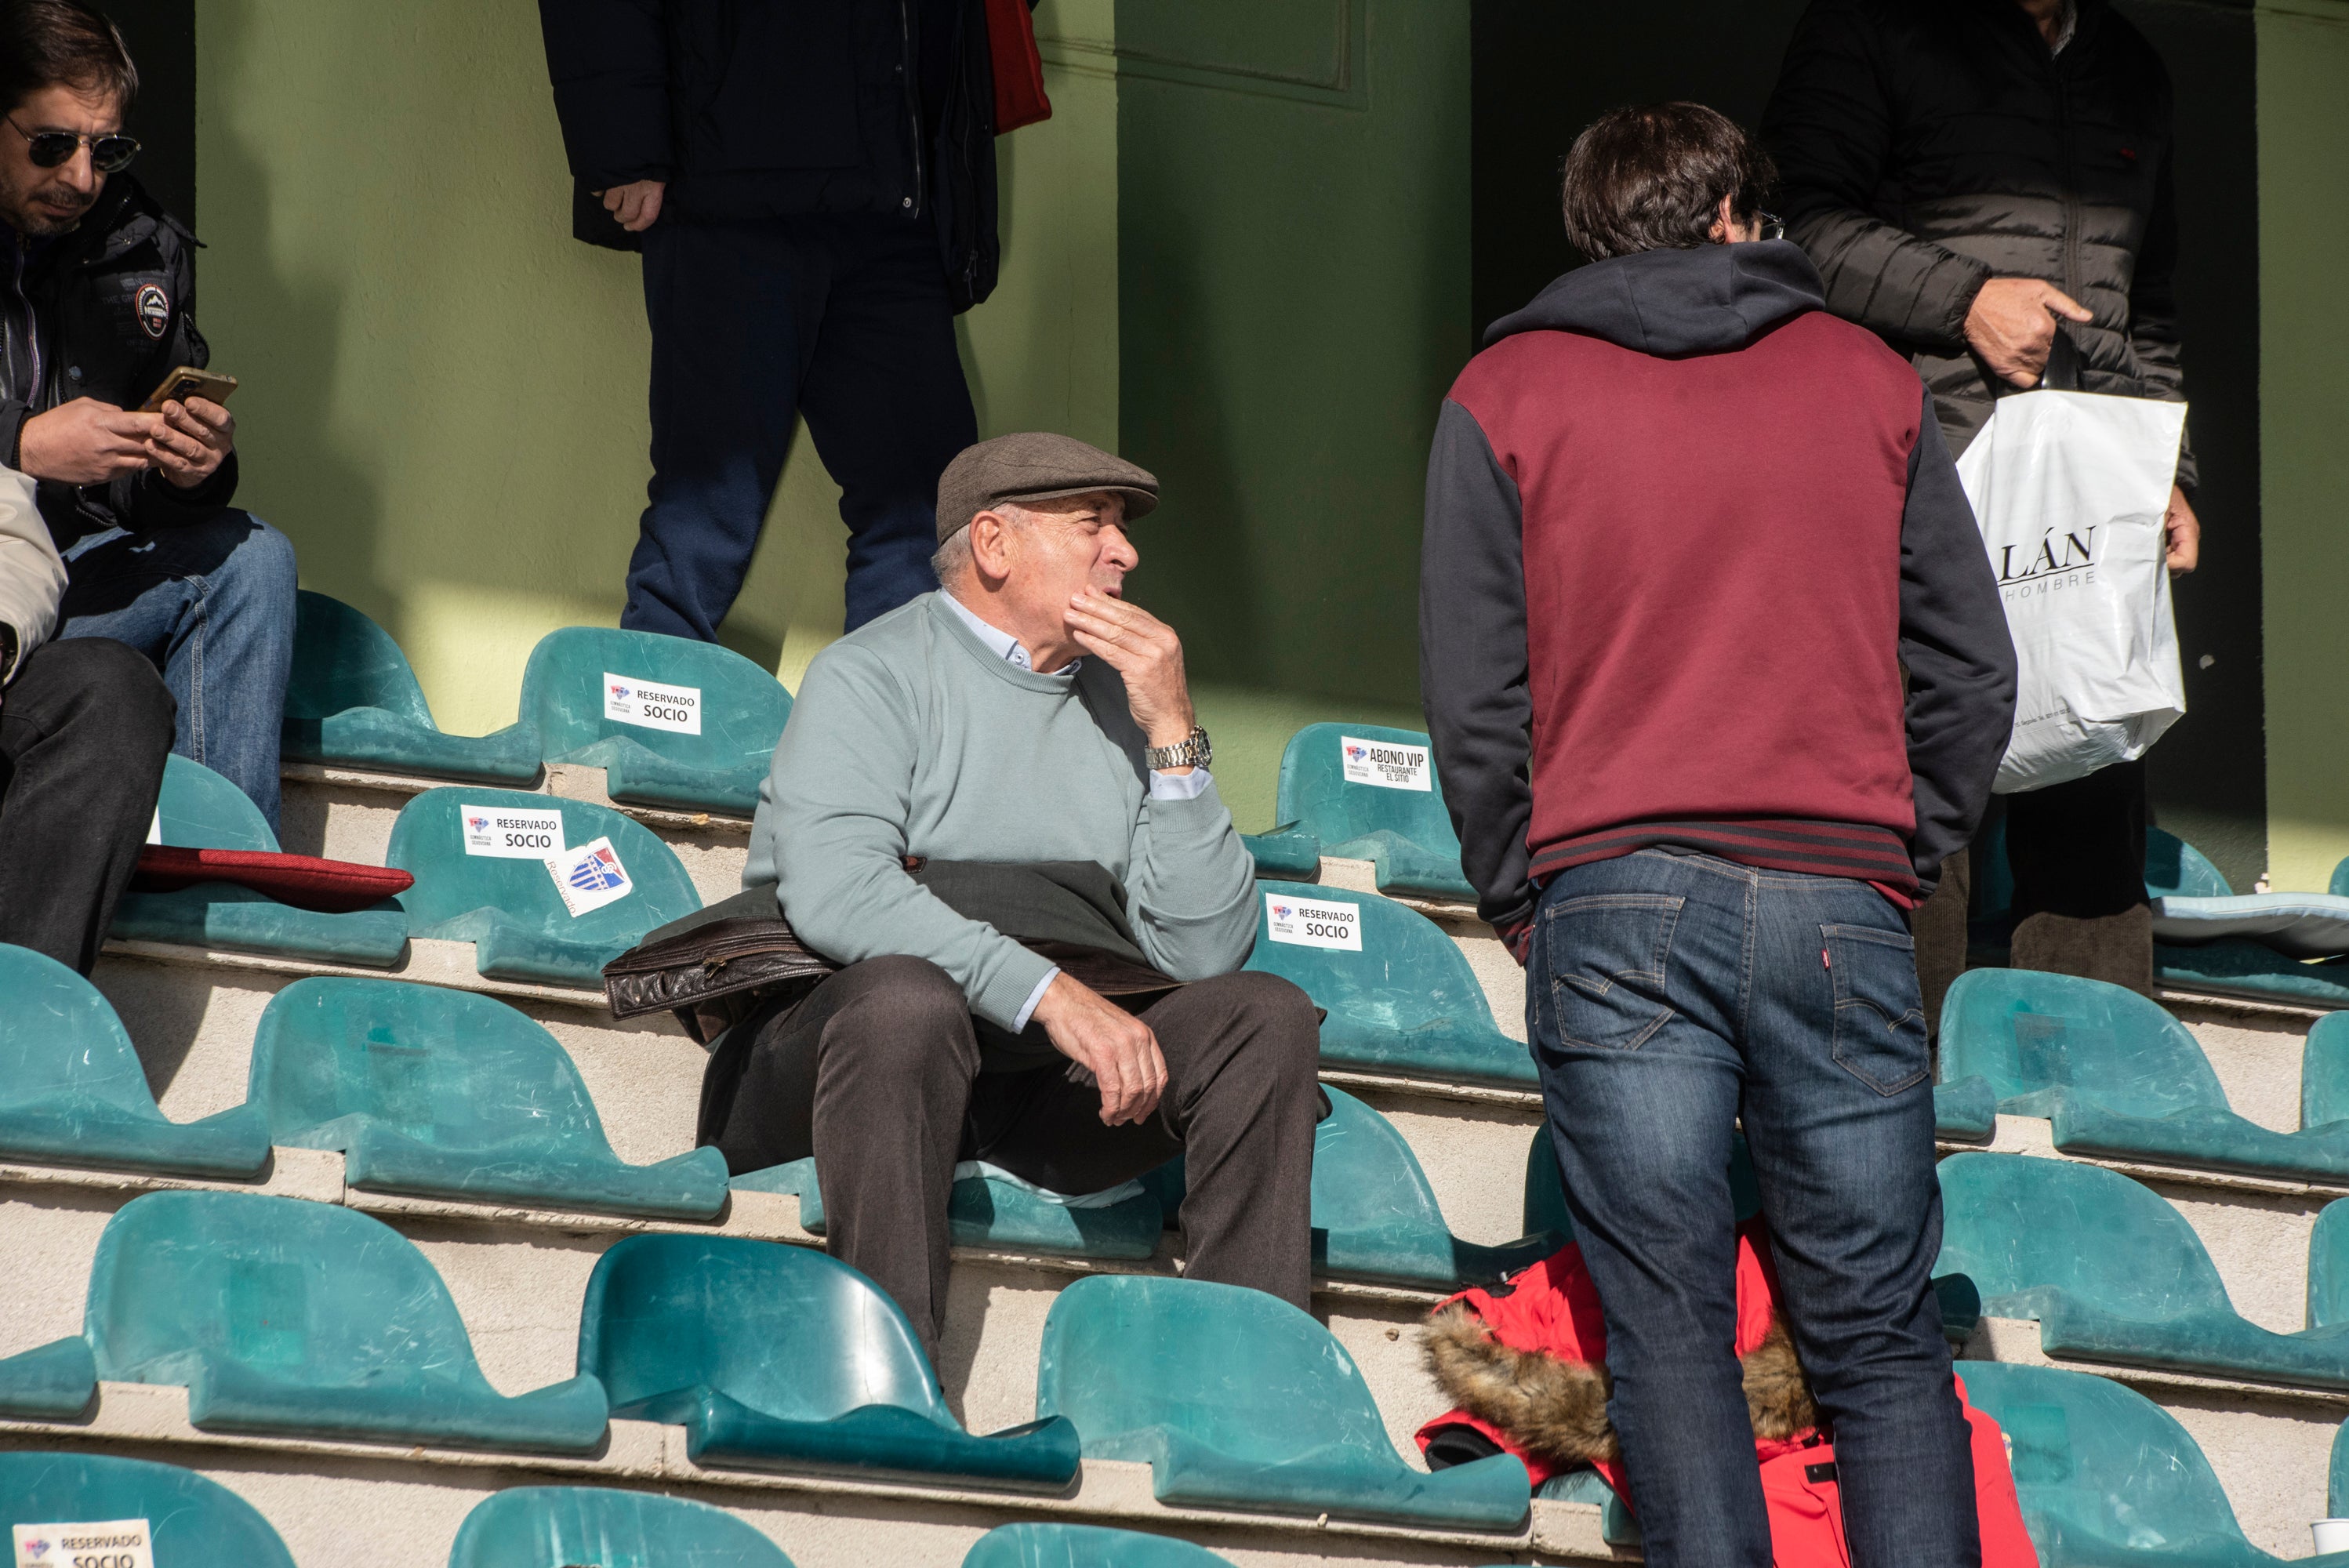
[1955,390,2188,794]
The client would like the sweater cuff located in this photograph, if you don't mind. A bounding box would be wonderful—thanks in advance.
[1496,916,1534,967]
[969,942,1061,1033]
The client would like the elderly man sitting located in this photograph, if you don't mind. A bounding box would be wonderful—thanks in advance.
[703,432,1321,1357]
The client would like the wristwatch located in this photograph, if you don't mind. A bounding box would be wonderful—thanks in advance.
[1145,725,1211,771]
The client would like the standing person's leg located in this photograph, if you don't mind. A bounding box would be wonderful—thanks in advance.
[1740,871,1977,1568]
[796,223,978,632]
[626,220,830,643]
[695,955,982,1361]
[2005,759,2151,993]
[1530,850,1767,1568]
[0,637,173,971]
[54,512,297,833]
[971,971,1322,1308]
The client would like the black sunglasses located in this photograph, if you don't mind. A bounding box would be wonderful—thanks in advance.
[8,117,138,173]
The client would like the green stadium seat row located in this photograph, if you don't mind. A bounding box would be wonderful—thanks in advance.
[1246,722,1475,902]
[0,1452,1250,1566]
[0,1192,1515,1527]
[1937,1151,2349,1391]
[1940,966,2349,1182]
[0,948,1548,1287]
[285,591,793,816]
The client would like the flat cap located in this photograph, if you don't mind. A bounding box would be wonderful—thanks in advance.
[935,432,1159,543]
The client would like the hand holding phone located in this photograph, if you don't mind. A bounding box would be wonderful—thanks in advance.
[141,365,237,413]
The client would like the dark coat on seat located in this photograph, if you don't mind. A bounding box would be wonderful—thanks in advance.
[1761,0,2192,486]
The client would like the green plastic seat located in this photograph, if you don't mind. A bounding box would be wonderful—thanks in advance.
[579,1233,1080,1487]
[1244,880,1534,1086]
[1937,1152,2349,1389]
[1240,826,1322,881]
[962,1524,1236,1568]
[448,1487,795,1568]
[0,1189,608,1450]
[1035,1274,1530,1528]
[1959,1359,2349,1566]
[249,977,729,1219]
[109,755,410,967]
[1940,967,2349,1181]
[281,590,540,783]
[731,1157,1164,1261]
[1146,1087,1557,1288]
[387,786,702,985]
[1271,723,1473,902]
[2151,826,2349,960]
[0,1451,297,1566]
[0,943,267,1179]
[520,626,791,817]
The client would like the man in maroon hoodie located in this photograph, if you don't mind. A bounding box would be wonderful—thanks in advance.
[1420,105,2017,1567]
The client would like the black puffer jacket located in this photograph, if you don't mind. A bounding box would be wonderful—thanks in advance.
[1762,0,2191,487]
[0,173,238,549]
[537,0,1001,312]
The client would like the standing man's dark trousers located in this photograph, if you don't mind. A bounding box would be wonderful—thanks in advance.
[628,216,979,643]
[1531,849,1977,1568]
[697,956,1323,1362]
[2004,758,2151,994]
[0,637,173,973]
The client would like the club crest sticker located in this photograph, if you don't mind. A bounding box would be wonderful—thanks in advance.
[134,283,169,339]
[1340,734,1432,791]
[1265,891,1362,951]
[550,836,634,916]
[603,670,703,735]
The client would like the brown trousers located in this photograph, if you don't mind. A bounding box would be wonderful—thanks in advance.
[697,954,1322,1362]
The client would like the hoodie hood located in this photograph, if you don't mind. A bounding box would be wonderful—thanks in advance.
[1484,239,1827,357]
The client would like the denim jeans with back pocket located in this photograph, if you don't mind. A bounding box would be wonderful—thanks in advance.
[1530,848,1978,1568]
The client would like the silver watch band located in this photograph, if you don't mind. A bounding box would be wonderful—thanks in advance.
[1145,726,1211,771]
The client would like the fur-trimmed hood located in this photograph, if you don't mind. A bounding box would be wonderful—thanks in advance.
[1421,1298,1819,1465]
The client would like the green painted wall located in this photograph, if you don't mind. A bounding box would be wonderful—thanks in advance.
[2258,0,2349,891]
[1105,0,1469,823]
[194,0,1118,724]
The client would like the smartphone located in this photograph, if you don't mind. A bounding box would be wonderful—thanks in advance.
[140,366,238,412]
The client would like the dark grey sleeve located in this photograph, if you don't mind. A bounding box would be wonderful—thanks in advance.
[1763,0,1991,352]
[1898,383,2018,887]
[1419,397,1536,943]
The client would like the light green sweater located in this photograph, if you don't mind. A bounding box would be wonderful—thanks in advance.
[744,592,1258,1028]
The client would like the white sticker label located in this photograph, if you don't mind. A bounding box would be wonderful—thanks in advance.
[145,808,161,846]
[1340,733,1432,791]
[15,1519,154,1568]
[1265,891,1363,951]
[603,671,703,735]
[462,803,568,860]
[549,836,635,917]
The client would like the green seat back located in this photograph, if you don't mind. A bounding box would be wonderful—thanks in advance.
[2304,1014,2349,1131]
[85,1190,605,1450]
[962,1524,1236,1568]
[1310,1087,1556,1285]
[1274,722,1471,900]
[1244,880,1532,1085]
[285,589,436,728]
[1957,1359,2264,1561]
[0,944,268,1178]
[1035,1274,1530,1528]
[247,978,728,1219]
[0,1451,296,1566]
[449,1487,794,1568]
[581,1234,957,1427]
[2146,826,2235,898]
[387,786,701,982]
[1939,968,2227,1120]
[520,626,790,793]
[1937,1152,2233,1323]
[156,752,277,851]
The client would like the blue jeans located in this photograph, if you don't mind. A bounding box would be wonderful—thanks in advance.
[630,216,978,642]
[55,510,296,833]
[1530,849,1977,1568]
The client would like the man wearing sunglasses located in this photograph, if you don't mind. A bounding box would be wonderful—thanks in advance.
[0,0,293,833]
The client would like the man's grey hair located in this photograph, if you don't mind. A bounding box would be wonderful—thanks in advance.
[930,524,975,586]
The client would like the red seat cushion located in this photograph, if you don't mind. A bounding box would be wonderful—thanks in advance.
[133,847,413,914]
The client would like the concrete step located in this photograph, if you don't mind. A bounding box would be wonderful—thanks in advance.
[0,1407,1607,1568]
